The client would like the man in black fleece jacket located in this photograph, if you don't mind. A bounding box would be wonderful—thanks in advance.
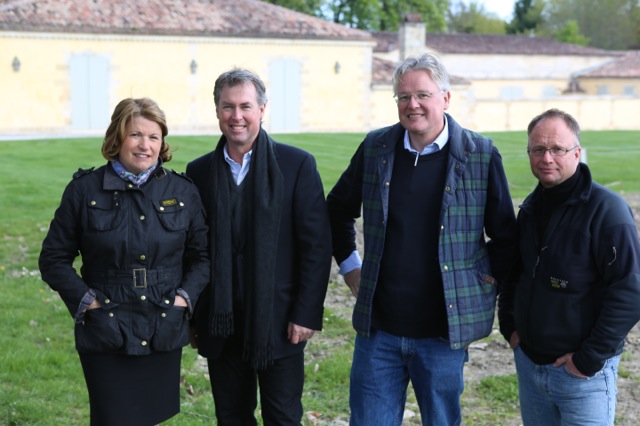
[498,108,640,426]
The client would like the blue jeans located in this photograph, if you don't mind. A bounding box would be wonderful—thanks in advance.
[514,345,620,426]
[349,330,468,426]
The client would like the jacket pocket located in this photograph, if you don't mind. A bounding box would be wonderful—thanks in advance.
[154,198,189,231]
[151,305,189,351]
[74,308,124,353]
[87,195,123,231]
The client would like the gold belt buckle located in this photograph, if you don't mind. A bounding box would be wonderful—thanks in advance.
[133,268,147,288]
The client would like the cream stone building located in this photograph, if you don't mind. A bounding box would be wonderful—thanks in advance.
[371,18,640,132]
[1,0,639,136]
[0,0,373,135]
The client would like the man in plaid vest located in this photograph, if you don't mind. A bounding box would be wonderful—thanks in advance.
[327,52,517,426]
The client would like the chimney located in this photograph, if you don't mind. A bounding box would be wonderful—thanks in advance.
[399,13,426,60]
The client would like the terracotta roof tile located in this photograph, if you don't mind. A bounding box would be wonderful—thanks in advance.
[372,31,614,57]
[372,56,467,86]
[372,57,396,84]
[576,51,640,78]
[0,0,371,40]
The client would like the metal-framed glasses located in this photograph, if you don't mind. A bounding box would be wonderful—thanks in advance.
[394,91,439,105]
[527,146,579,157]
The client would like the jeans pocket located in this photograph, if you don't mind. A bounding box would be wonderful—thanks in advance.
[562,364,593,380]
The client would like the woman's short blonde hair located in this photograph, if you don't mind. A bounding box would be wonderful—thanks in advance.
[101,98,172,162]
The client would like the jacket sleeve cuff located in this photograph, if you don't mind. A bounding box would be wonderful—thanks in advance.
[338,250,362,275]
[572,351,606,377]
[74,289,97,323]
[176,288,193,318]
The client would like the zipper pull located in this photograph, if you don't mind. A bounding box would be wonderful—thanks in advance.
[532,246,548,278]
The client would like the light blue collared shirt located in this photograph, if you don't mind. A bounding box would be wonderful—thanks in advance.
[223,144,252,185]
[338,115,449,275]
[403,114,449,165]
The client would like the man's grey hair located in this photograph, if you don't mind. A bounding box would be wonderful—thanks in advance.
[392,52,451,94]
[213,68,268,107]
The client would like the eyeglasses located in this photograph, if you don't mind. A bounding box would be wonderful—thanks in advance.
[393,91,440,105]
[527,146,579,157]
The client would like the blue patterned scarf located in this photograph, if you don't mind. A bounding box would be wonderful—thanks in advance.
[111,158,159,187]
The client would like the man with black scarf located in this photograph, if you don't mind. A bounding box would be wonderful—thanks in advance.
[499,108,640,426]
[186,68,332,425]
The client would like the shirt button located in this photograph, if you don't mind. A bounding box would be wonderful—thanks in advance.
[140,215,145,221]
[140,255,146,260]
[443,265,449,271]
[161,313,167,318]
[164,299,170,304]
[141,340,147,346]
[159,206,165,211]
[179,202,184,207]
[140,295,146,301]
[104,299,110,304]
[108,312,114,317]
[128,183,134,189]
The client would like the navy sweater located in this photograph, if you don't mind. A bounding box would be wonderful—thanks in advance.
[372,142,449,338]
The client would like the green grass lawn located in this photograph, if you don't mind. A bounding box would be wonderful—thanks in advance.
[1,130,638,425]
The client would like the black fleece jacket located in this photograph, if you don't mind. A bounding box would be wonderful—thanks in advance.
[499,163,640,376]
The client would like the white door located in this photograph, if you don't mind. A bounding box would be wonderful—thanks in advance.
[69,53,110,130]
[269,59,301,133]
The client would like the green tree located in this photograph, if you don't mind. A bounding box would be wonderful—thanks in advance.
[377,0,449,31]
[506,0,545,34]
[266,0,450,32]
[543,0,640,50]
[552,19,589,45]
[448,0,507,34]
[326,0,381,29]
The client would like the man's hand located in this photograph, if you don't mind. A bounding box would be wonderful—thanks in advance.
[174,295,188,307]
[86,299,101,311]
[554,352,588,378]
[344,268,361,298]
[509,331,520,349]
[189,326,199,349]
[288,323,315,344]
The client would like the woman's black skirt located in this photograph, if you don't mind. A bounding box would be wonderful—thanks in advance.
[79,349,182,426]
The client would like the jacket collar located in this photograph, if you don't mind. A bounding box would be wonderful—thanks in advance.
[446,113,476,165]
[372,114,476,167]
[102,159,167,191]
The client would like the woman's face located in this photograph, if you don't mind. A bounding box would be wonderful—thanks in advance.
[119,116,162,174]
